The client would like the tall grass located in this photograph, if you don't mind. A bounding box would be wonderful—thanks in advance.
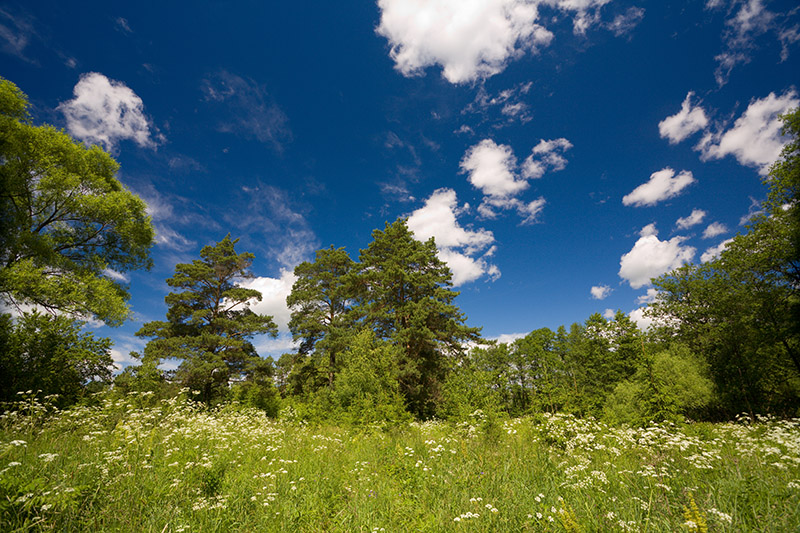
[1,392,798,532]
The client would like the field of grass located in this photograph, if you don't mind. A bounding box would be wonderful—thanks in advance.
[1,392,799,532]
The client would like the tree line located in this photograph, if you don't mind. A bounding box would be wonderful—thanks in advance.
[1,76,798,423]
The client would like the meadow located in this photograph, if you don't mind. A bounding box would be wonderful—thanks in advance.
[1,392,799,532]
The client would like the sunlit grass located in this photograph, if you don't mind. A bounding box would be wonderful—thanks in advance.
[1,392,799,531]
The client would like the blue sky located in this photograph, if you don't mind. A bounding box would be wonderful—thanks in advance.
[2,0,799,369]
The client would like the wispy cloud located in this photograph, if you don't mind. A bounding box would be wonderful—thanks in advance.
[708,0,799,85]
[226,184,319,270]
[0,7,38,63]
[201,71,291,150]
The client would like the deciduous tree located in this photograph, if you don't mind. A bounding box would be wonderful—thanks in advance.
[0,77,154,325]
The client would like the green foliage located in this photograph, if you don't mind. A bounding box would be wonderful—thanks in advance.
[0,77,154,325]
[647,108,800,419]
[333,330,411,426]
[287,245,356,389]
[231,358,281,417]
[355,218,481,418]
[604,345,715,425]
[0,311,113,407]
[438,358,502,422]
[3,399,799,532]
[137,235,278,402]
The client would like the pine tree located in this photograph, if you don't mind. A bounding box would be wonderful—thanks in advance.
[287,245,356,389]
[136,235,277,402]
[355,218,480,418]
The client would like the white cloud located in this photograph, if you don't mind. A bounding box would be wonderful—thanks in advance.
[109,348,138,372]
[522,138,573,179]
[464,82,533,125]
[590,285,612,300]
[711,0,777,85]
[241,269,297,332]
[659,92,709,144]
[492,332,529,344]
[619,225,695,288]
[376,0,554,84]
[696,90,799,175]
[103,268,129,283]
[605,6,645,37]
[253,333,300,358]
[637,288,659,304]
[603,308,615,319]
[515,197,547,224]
[676,209,707,229]
[406,188,494,252]
[542,0,614,35]
[58,72,157,150]
[639,223,658,237]
[702,222,728,239]
[701,238,734,262]
[461,139,529,198]
[629,307,654,330]
[407,188,499,286]
[460,138,564,222]
[622,168,696,207]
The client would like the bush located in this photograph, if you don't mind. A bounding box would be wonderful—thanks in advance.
[604,345,715,425]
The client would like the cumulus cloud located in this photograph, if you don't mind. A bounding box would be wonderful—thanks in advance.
[622,168,696,207]
[619,224,695,288]
[591,285,612,300]
[700,238,734,262]
[637,288,659,304]
[522,138,573,179]
[676,209,707,230]
[702,221,728,239]
[659,92,709,144]
[241,269,297,332]
[460,138,565,222]
[407,188,499,286]
[376,0,554,84]
[59,72,158,150]
[629,307,654,330]
[696,90,799,175]
[461,139,529,198]
[253,333,299,358]
[376,0,626,84]
[603,308,616,319]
